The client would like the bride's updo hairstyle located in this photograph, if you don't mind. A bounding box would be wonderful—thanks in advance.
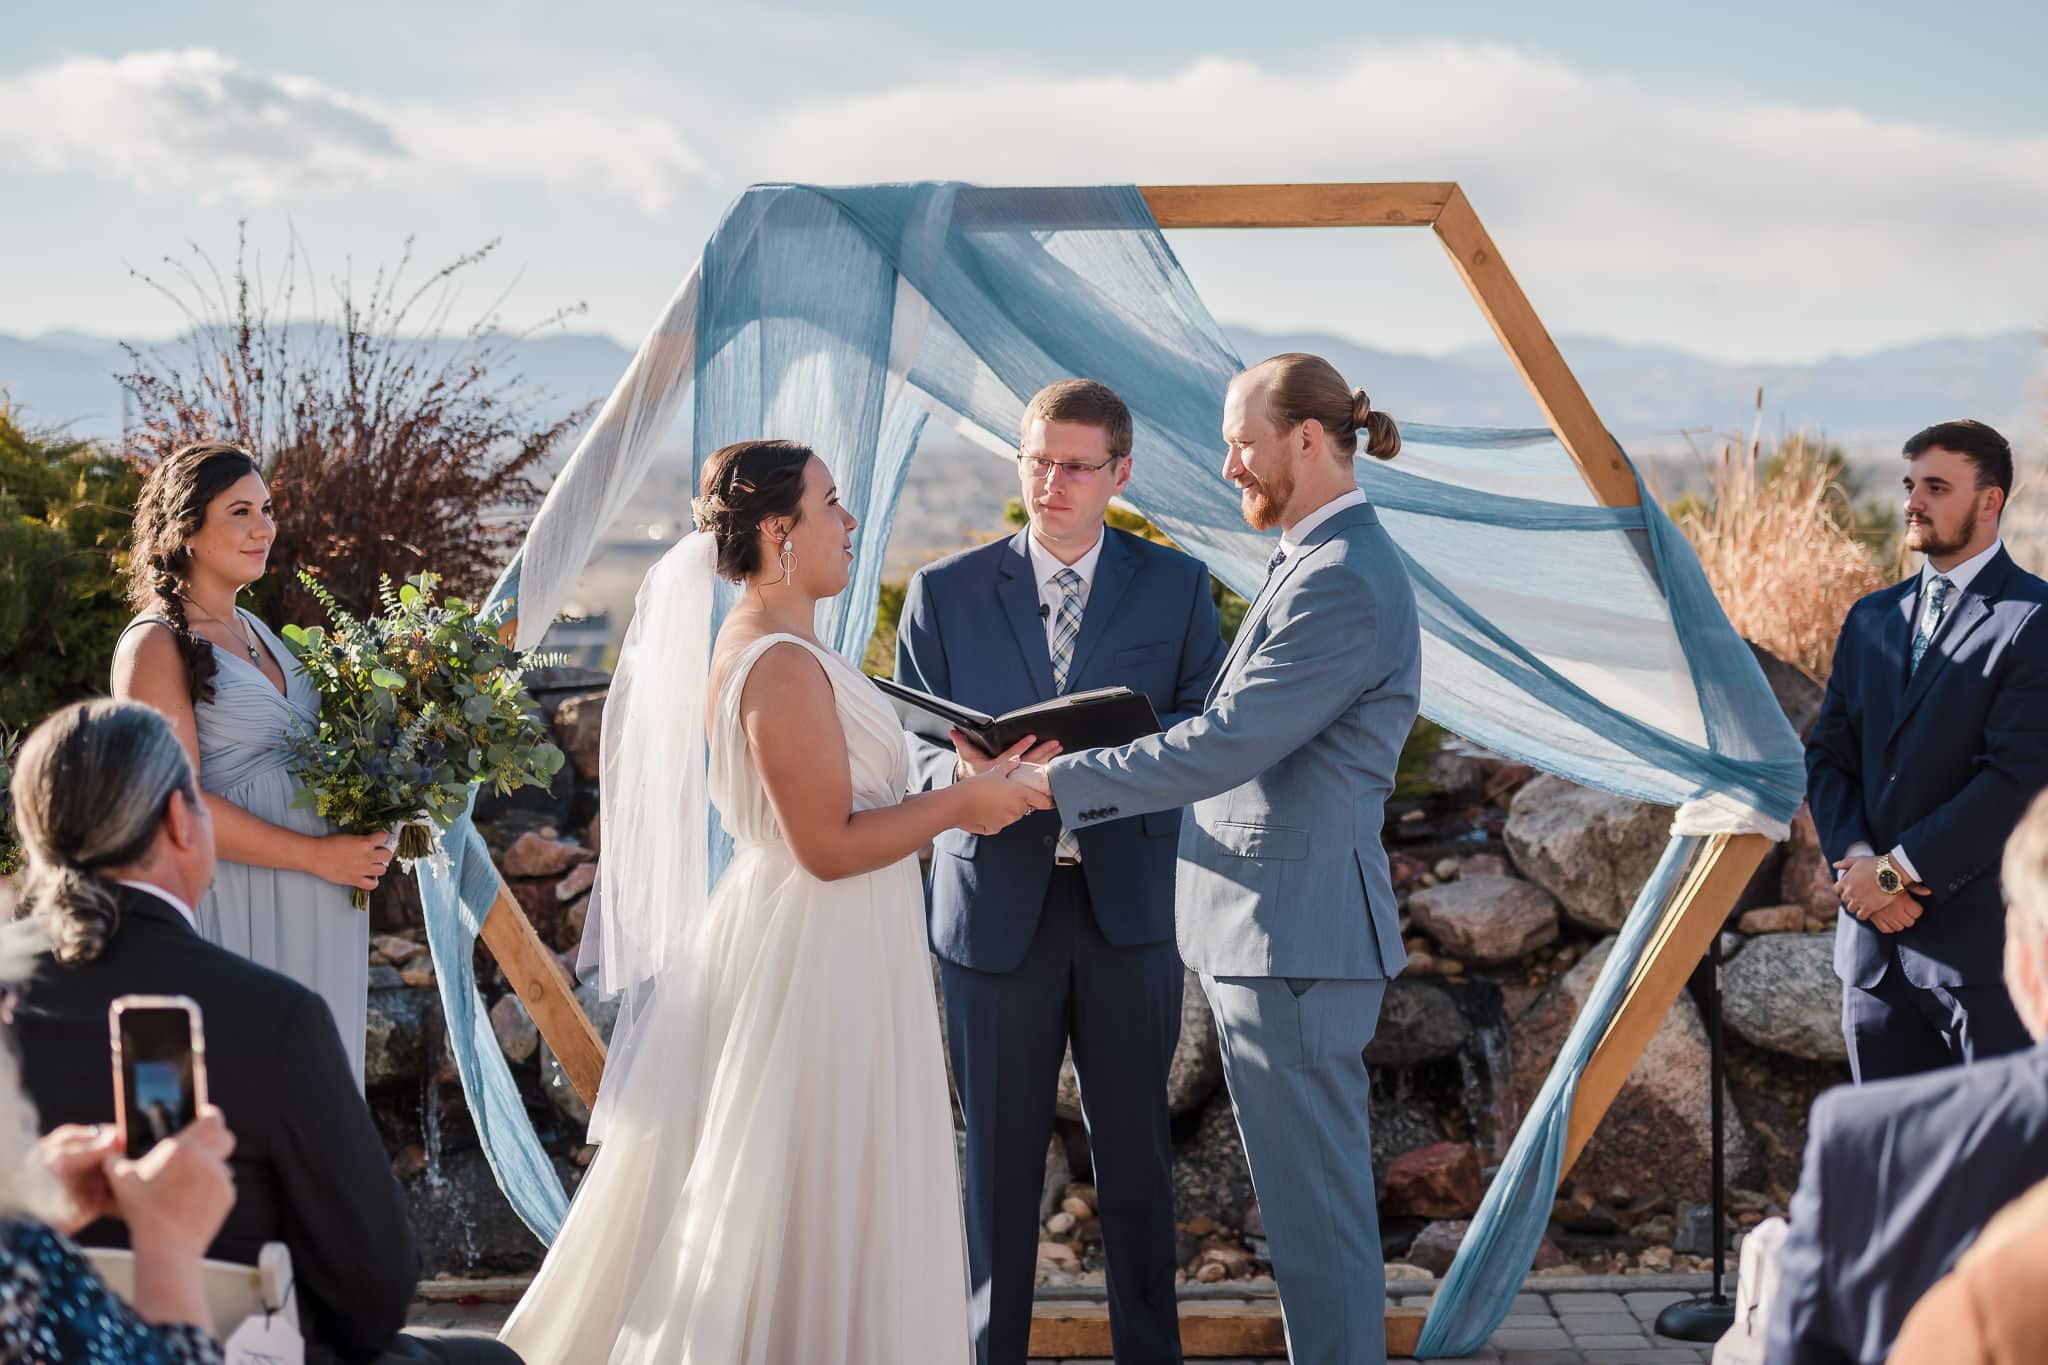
[692,439,816,584]
[1253,353,1401,462]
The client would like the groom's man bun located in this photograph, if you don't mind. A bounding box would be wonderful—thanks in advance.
[1251,353,1401,462]
[693,439,816,583]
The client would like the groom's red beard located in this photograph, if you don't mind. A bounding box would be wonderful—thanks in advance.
[1239,464,1295,532]
[1905,504,1979,559]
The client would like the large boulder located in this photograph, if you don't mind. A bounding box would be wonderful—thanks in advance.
[1513,936,1755,1203]
[1407,876,1560,965]
[1723,932,1846,1062]
[1747,642,1825,740]
[1381,1141,1484,1218]
[1364,979,1472,1068]
[1058,968,1222,1120]
[1504,775,1675,932]
[538,984,624,1128]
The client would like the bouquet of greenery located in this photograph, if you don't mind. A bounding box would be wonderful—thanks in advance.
[281,571,565,909]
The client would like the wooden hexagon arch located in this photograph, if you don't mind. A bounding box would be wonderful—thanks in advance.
[480,183,1777,1353]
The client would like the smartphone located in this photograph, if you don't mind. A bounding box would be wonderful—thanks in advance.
[109,995,208,1159]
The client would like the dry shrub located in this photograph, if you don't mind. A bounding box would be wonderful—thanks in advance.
[118,227,594,625]
[1674,432,1899,683]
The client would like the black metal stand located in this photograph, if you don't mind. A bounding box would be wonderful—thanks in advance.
[1654,929,1734,1342]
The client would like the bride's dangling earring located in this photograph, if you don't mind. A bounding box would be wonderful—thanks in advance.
[779,538,796,583]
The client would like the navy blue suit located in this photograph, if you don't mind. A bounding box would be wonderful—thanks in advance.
[897,525,1224,1365]
[1765,1041,2048,1363]
[1806,547,2048,1079]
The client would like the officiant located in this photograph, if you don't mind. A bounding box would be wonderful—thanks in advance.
[896,380,1225,1365]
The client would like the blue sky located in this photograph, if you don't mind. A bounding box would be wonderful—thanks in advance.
[3,1,2044,367]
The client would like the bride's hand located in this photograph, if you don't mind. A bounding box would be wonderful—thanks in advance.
[954,758,1051,834]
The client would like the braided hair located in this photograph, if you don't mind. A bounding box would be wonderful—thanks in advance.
[691,440,815,584]
[126,441,262,705]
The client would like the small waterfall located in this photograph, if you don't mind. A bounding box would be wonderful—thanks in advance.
[417,1030,480,1268]
[1459,1010,1518,1166]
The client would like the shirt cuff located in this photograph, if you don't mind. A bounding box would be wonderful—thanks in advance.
[1846,841,1875,859]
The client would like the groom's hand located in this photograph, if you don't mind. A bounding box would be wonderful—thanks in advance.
[1010,762,1054,806]
[950,731,1061,783]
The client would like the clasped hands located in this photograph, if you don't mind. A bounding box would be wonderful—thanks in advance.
[1832,854,1931,934]
[949,731,1058,834]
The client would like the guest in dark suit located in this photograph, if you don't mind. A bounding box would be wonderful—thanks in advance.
[896,380,1225,1365]
[1766,785,2048,1363]
[5,699,518,1365]
[1805,418,2048,1082]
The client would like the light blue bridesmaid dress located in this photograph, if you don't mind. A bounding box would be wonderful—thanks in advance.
[119,610,368,1088]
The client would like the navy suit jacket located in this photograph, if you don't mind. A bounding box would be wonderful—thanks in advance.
[896,526,1225,973]
[1765,1040,2048,1364]
[1805,547,2048,988]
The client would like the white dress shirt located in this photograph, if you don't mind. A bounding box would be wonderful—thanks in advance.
[1026,528,1106,652]
[1848,538,2006,884]
[113,878,199,931]
[1275,488,1370,568]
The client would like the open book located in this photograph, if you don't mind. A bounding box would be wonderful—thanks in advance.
[867,675,1161,756]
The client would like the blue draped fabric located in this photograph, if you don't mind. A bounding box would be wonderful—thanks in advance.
[422,182,1805,1352]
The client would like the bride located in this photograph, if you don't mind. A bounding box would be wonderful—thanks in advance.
[500,439,1049,1363]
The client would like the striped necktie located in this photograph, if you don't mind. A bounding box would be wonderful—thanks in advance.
[1048,567,1084,861]
[1911,574,1953,674]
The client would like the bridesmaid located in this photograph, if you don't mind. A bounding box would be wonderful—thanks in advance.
[111,442,390,1088]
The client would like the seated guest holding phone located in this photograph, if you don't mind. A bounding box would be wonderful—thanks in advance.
[0,945,237,1363]
[5,700,519,1365]
[1766,785,2048,1363]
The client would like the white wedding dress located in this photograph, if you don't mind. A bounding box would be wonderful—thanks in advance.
[500,629,971,1364]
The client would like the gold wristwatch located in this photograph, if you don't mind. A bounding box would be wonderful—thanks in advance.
[1873,854,1905,897]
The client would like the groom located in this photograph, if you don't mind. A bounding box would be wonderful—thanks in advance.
[1021,353,1419,1365]
[898,379,1225,1365]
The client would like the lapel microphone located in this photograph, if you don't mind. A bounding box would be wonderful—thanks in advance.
[1038,604,1051,621]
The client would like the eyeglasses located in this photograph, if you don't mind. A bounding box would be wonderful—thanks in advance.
[1016,452,1122,481]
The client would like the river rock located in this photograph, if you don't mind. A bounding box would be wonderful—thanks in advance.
[538,984,623,1128]
[551,690,609,781]
[1407,876,1560,965]
[1172,1094,1255,1226]
[1780,807,1840,920]
[1513,936,1755,1203]
[1404,1219,1470,1276]
[489,993,539,1065]
[555,862,598,902]
[1504,775,1674,932]
[406,1145,549,1274]
[1723,931,1845,1062]
[1371,1092,1450,1187]
[1058,968,1221,1119]
[503,831,595,879]
[1737,903,1805,935]
[365,985,441,1088]
[1364,978,1472,1068]
[1382,1141,1484,1218]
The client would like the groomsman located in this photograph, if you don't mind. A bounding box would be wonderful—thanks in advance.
[897,379,1224,1365]
[1807,419,2048,1082]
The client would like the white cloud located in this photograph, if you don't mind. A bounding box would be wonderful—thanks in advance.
[749,44,2048,356]
[0,48,702,213]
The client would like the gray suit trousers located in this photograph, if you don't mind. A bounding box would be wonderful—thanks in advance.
[1202,975,1387,1365]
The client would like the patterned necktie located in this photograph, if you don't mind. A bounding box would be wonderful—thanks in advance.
[1048,567,1084,861]
[1911,574,1953,673]
[1265,545,1287,580]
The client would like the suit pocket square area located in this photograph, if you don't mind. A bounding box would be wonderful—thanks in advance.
[1210,821,1308,861]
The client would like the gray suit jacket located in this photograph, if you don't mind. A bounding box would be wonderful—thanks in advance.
[1048,501,1420,979]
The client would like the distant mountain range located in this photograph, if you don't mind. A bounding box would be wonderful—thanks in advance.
[5,324,2039,458]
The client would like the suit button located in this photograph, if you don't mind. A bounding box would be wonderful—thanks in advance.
[1887,774,1897,783]
[1041,835,1055,848]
